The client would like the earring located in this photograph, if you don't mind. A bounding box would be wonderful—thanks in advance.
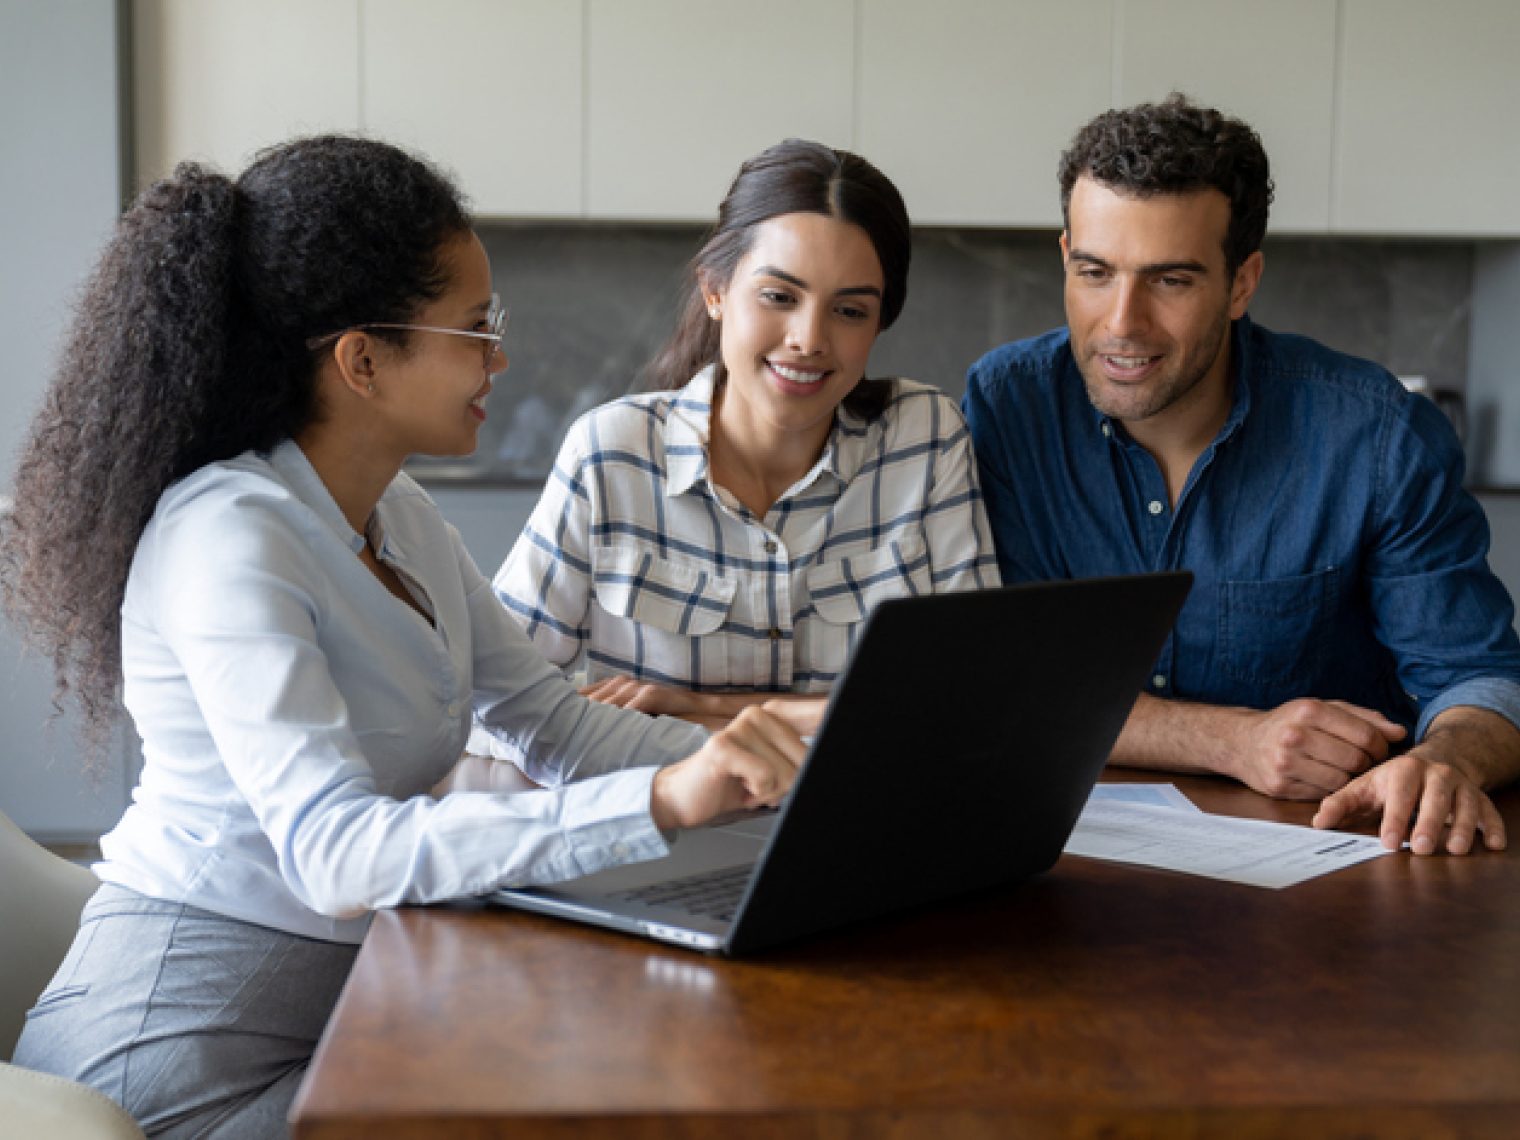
[708,304,721,320]
[366,383,375,394]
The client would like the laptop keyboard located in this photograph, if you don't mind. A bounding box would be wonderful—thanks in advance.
[616,864,752,922]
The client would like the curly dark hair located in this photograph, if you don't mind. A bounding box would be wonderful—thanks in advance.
[644,138,911,421]
[0,135,470,762]
[1057,93,1274,275]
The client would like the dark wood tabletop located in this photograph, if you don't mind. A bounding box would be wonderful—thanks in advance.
[290,774,1520,1138]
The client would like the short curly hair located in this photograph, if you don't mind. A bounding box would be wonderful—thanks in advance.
[1057,93,1273,275]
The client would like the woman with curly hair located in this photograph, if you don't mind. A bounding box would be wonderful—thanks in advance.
[2,135,815,1137]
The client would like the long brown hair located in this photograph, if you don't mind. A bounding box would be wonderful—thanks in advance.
[643,139,911,420]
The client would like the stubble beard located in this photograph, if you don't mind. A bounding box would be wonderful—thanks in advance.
[1078,310,1231,425]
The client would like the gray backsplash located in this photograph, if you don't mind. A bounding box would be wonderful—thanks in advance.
[433,225,1474,485]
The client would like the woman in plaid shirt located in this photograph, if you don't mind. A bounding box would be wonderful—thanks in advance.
[491,140,999,730]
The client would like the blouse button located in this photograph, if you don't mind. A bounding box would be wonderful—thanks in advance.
[768,628,782,641]
[764,540,778,554]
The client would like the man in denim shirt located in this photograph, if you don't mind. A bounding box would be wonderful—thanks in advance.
[964,95,1520,856]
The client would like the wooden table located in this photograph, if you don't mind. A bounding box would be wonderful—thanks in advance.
[291,775,1520,1138]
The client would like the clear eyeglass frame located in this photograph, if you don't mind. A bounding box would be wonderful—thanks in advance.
[305,294,507,363]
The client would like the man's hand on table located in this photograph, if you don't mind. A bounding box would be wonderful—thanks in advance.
[1226,699,1405,800]
[1312,706,1519,856]
[1114,694,1518,856]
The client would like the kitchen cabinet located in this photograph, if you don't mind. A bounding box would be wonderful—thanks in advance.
[132,0,1520,235]
[1335,0,1520,235]
[134,0,361,186]
[583,0,855,220]
[1117,0,1337,233]
[856,0,1112,227]
[364,0,583,218]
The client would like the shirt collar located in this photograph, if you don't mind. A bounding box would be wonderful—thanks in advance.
[662,365,870,499]
[1218,313,1255,442]
[265,438,404,558]
[663,366,719,497]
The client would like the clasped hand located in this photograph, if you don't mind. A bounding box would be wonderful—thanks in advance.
[1230,698,1506,855]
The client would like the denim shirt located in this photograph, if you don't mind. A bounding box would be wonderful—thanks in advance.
[963,316,1520,740]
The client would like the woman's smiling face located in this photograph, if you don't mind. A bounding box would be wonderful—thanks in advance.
[374,230,505,460]
[706,211,885,445]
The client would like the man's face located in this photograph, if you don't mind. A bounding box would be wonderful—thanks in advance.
[1061,177,1261,429]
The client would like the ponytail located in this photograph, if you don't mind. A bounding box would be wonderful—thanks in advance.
[1,136,469,761]
[2,164,239,759]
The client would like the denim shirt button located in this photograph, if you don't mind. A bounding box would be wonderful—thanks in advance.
[1152,674,1167,689]
[1147,500,1165,516]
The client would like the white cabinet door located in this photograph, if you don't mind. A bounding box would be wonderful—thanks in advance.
[1335,0,1520,235]
[585,0,855,221]
[857,0,1113,227]
[1117,0,1337,233]
[133,0,362,187]
[363,0,583,218]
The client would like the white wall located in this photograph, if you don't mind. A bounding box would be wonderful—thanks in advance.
[0,0,137,838]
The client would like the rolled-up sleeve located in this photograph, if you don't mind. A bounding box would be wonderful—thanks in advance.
[1365,396,1520,739]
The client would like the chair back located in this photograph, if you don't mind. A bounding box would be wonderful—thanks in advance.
[0,810,99,1060]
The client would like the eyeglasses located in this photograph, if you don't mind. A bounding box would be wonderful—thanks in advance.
[306,294,508,364]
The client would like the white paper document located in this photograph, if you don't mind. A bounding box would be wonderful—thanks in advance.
[1064,796,1394,888]
[1087,782,1201,813]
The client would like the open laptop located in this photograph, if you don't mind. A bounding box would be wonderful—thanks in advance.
[492,571,1192,955]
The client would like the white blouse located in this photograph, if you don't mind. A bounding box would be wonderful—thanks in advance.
[99,440,706,944]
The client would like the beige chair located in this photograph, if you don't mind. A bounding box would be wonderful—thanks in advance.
[0,809,145,1139]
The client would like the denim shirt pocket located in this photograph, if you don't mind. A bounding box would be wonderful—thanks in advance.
[807,534,931,626]
[1218,566,1340,689]
[590,543,737,636]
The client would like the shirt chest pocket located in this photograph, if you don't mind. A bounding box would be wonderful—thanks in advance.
[1217,566,1340,691]
[806,534,932,627]
[591,544,737,636]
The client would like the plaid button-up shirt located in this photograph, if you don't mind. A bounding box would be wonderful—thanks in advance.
[491,368,1000,693]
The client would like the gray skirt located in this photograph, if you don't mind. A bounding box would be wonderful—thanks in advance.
[13,883,359,1139]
